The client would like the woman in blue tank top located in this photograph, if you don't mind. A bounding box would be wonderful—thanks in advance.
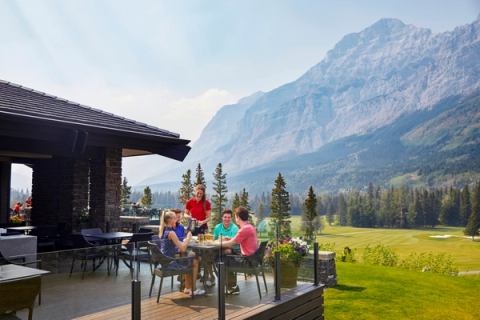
[161,211,204,295]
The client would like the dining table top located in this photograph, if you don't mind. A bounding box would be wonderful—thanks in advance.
[83,232,133,240]
[0,264,50,283]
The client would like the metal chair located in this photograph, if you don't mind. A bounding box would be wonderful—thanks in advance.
[225,241,269,299]
[147,241,195,302]
[116,232,153,276]
[69,234,108,279]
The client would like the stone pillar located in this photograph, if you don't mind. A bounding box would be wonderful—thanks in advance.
[0,161,12,224]
[31,157,89,233]
[317,251,337,287]
[89,147,122,232]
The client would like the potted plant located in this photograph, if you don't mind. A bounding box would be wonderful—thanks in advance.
[266,236,309,288]
[9,214,25,226]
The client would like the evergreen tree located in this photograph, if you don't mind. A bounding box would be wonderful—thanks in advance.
[240,188,250,210]
[337,193,347,226]
[460,184,472,226]
[232,193,241,211]
[257,202,265,222]
[464,182,480,240]
[326,201,335,226]
[302,186,319,242]
[195,163,206,187]
[270,173,291,238]
[179,169,193,205]
[141,186,153,208]
[211,163,228,227]
[120,177,132,207]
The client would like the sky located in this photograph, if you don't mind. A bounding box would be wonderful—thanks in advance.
[2,0,479,188]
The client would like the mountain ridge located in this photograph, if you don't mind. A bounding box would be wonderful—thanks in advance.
[141,15,480,194]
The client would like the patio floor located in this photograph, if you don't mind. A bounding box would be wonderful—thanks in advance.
[12,252,313,320]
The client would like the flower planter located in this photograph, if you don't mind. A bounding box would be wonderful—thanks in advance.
[276,260,298,288]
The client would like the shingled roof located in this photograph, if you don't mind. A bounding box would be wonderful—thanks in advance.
[0,80,191,161]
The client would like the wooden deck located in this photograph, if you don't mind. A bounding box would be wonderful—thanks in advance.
[74,283,321,320]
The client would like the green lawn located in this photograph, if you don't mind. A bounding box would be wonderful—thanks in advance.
[325,262,480,320]
[272,216,480,271]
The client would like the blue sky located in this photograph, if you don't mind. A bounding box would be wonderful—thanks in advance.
[2,0,479,187]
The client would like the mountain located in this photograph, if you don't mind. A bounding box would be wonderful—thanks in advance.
[143,16,480,194]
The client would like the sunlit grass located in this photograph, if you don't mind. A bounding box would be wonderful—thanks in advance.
[325,262,480,320]
[267,216,480,271]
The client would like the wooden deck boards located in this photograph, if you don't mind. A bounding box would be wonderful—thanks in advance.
[74,283,318,320]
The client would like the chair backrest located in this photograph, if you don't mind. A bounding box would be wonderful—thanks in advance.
[148,241,173,267]
[0,250,9,265]
[138,227,152,233]
[71,234,95,249]
[250,241,269,265]
[0,276,41,320]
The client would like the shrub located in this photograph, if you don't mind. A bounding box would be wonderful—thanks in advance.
[399,252,458,275]
[362,244,398,267]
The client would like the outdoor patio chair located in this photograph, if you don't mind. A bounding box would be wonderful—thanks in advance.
[69,234,109,279]
[116,232,153,276]
[147,241,195,302]
[225,241,269,299]
[0,276,41,320]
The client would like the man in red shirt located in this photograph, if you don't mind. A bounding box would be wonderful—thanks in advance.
[221,206,258,294]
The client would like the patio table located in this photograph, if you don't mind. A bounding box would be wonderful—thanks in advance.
[7,225,37,235]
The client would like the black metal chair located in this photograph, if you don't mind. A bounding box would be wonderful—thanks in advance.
[0,276,41,320]
[147,241,195,302]
[116,232,153,276]
[69,234,108,279]
[225,241,269,299]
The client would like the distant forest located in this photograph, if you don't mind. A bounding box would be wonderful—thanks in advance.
[130,181,476,229]
[11,180,476,229]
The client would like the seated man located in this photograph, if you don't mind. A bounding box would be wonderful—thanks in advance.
[213,209,239,251]
[220,206,258,295]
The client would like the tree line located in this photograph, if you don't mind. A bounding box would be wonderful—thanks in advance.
[120,164,480,241]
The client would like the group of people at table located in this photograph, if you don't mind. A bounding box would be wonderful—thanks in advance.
[158,184,257,296]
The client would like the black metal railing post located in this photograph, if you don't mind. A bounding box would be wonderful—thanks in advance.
[314,242,319,286]
[274,251,281,301]
[132,242,141,320]
[217,261,226,320]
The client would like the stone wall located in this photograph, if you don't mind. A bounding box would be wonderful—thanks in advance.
[31,147,122,233]
[89,147,122,232]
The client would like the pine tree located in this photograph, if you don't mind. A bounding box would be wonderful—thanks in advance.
[302,186,318,242]
[325,201,335,226]
[338,193,347,226]
[240,188,250,210]
[460,184,472,226]
[178,169,193,205]
[211,163,228,226]
[464,182,480,240]
[232,193,241,211]
[257,202,265,222]
[141,186,153,208]
[120,177,132,207]
[195,163,206,187]
[270,173,291,238]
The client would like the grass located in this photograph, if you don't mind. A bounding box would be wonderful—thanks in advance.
[270,216,480,271]
[325,262,480,320]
